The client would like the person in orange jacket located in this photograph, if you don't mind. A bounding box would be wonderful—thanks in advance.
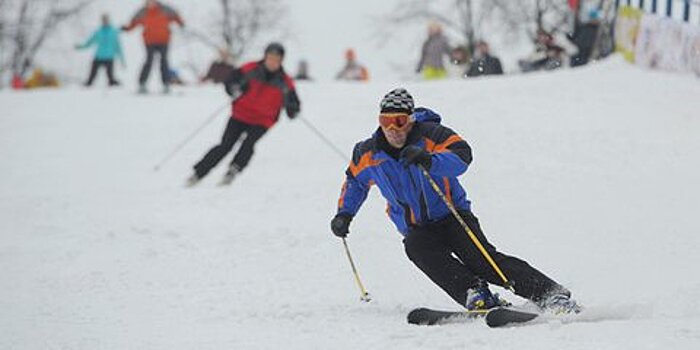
[335,49,369,81]
[122,0,184,93]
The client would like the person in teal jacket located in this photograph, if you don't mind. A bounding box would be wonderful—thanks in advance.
[76,14,125,87]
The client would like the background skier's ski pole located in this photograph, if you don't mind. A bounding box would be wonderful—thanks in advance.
[153,102,229,171]
[298,115,348,161]
[342,237,372,302]
[418,165,515,293]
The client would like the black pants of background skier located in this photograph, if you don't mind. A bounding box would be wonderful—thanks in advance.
[403,210,569,306]
[193,118,267,178]
[139,44,170,86]
[85,59,119,86]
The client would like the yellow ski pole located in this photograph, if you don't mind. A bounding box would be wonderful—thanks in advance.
[341,238,372,302]
[418,165,515,293]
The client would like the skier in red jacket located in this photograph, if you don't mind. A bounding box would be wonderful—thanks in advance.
[188,43,301,186]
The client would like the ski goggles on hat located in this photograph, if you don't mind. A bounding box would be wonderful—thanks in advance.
[379,113,413,130]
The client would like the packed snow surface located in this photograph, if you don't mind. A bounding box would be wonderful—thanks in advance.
[2,57,700,349]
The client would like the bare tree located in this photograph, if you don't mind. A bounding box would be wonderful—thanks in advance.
[380,0,574,47]
[380,0,479,51]
[484,0,574,40]
[0,0,93,85]
[0,0,12,87]
[182,0,289,64]
[377,0,574,52]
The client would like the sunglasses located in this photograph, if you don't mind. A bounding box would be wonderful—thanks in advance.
[379,113,412,130]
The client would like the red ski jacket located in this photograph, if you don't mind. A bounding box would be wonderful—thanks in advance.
[225,61,300,129]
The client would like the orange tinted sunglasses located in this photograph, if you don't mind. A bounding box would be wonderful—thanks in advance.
[379,113,412,129]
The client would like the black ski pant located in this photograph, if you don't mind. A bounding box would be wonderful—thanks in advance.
[193,118,268,178]
[85,59,118,86]
[139,44,170,86]
[403,210,568,306]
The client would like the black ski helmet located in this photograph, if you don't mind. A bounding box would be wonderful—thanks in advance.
[264,42,285,58]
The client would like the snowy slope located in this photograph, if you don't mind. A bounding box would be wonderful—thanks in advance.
[2,57,700,349]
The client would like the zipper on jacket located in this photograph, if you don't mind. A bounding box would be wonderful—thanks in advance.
[408,170,430,222]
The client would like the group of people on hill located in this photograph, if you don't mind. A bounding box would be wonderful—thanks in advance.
[415,22,504,79]
[414,21,587,78]
[10,0,597,90]
[292,22,505,82]
[73,0,183,93]
[311,20,588,81]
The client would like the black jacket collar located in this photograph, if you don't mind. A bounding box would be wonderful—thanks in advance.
[373,123,422,159]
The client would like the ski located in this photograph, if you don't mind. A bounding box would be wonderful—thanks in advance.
[407,306,540,327]
[407,307,488,325]
[484,307,539,327]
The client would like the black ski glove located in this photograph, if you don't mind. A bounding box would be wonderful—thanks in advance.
[330,213,353,238]
[286,106,299,119]
[285,90,300,120]
[400,145,432,169]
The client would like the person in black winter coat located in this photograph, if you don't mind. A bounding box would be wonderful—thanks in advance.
[466,41,503,77]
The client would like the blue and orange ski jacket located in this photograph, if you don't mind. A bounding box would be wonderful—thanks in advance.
[337,113,473,236]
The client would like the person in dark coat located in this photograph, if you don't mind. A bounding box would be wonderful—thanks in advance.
[294,60,313,81]
[201,48,235,84]
[570,8,601,67]
[466,41,503,77]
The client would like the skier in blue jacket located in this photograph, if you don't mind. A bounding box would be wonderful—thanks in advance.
[76,14,124,87]
[331,88,581,314]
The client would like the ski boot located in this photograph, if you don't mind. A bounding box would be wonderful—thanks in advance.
[218,164,241,186]
[540,293,582,315]
[465,286,510,311]
[137,84,148,94]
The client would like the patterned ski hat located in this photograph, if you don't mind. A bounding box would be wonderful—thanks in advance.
[380,88,414,114]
